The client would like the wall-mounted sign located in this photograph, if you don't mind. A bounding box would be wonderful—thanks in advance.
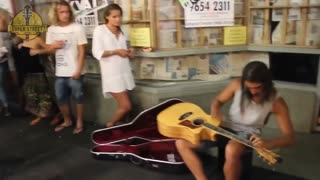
[70,0,109,38]
[180,0,235,28]
[130,28,151,47]
[223,26,246,45]
[8,5,47,40]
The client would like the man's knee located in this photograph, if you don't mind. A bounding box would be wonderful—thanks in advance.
[72,89,84,104]
[175,139,188,149]
[69,78,84,104]
[55,78,70,105]
[225,144,244,161]
[175,139,197,150]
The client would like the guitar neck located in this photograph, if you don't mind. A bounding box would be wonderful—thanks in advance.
[203,123,254,149]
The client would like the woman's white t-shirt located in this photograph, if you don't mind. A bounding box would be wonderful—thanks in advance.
[92,25,135,98]
[46,23,87,77]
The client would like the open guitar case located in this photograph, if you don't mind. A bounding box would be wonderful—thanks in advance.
[90,98,190,173]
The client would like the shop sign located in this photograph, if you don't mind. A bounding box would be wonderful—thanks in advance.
[8,4,47,40]
[180,0,235,28]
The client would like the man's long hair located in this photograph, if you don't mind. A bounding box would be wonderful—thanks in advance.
[240,61,276,113]
[52,0,75,25]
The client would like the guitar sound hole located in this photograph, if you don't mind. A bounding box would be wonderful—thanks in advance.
[193,119,204,126]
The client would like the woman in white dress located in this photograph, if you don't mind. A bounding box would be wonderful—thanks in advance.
[92,4,135,127]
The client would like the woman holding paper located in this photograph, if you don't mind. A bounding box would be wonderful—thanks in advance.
[92,3,135,127]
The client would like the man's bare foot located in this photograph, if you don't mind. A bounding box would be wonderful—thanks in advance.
[30,117,41,126]
[106,121,115,128]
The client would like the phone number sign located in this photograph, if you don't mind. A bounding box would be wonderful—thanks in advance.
[180,0,234,28]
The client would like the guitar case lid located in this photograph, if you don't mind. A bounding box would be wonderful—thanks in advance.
[90,98,187,173]
[91,98,183,145]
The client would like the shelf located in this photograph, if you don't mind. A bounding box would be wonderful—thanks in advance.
[250,5,320,9]
[274,80,318,92]
[247,45,320,55]
[135,45,320,58]
[136,45,247,57]
[123,20,151,23]
[158,18,184,21]
[158,16,246,21]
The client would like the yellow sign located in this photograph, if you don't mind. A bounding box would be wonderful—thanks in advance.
[130,28,151,47]
[8,5,47,40]
[223,26,247,45]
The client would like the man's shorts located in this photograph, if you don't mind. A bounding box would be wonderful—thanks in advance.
[55,76,84,104]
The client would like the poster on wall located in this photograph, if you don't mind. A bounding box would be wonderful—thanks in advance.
[69,0,109,38]
[180,0,235,28]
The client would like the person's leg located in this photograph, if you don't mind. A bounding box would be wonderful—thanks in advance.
[50,110,62,126]
[30,117,42,125]
[54,77,72,132]
[176,139,207,180]
[106,91,131,127]
[69,76,84,134]
[0,62,10,116]
[223,140,247,180]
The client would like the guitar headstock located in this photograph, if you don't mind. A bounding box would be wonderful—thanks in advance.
[255,147,283,165]
[22,5,33,23]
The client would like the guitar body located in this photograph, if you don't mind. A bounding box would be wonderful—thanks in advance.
[157,102,283,165]
[157,102,221,146]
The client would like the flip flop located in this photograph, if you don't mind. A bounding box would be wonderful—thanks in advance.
[73,127,84,134]
[54,124,72,132]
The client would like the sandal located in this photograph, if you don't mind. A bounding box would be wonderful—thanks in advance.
[54,123,72,132]
[73,127,84,134]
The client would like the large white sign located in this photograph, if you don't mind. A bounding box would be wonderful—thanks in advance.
[181,0,235,28]
[68,0,109,38]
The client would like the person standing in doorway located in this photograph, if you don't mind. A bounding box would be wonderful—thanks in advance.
[46,0,87,134]
[92,3,135,127]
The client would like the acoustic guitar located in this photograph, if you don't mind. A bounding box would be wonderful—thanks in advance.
[157,102,282,165]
